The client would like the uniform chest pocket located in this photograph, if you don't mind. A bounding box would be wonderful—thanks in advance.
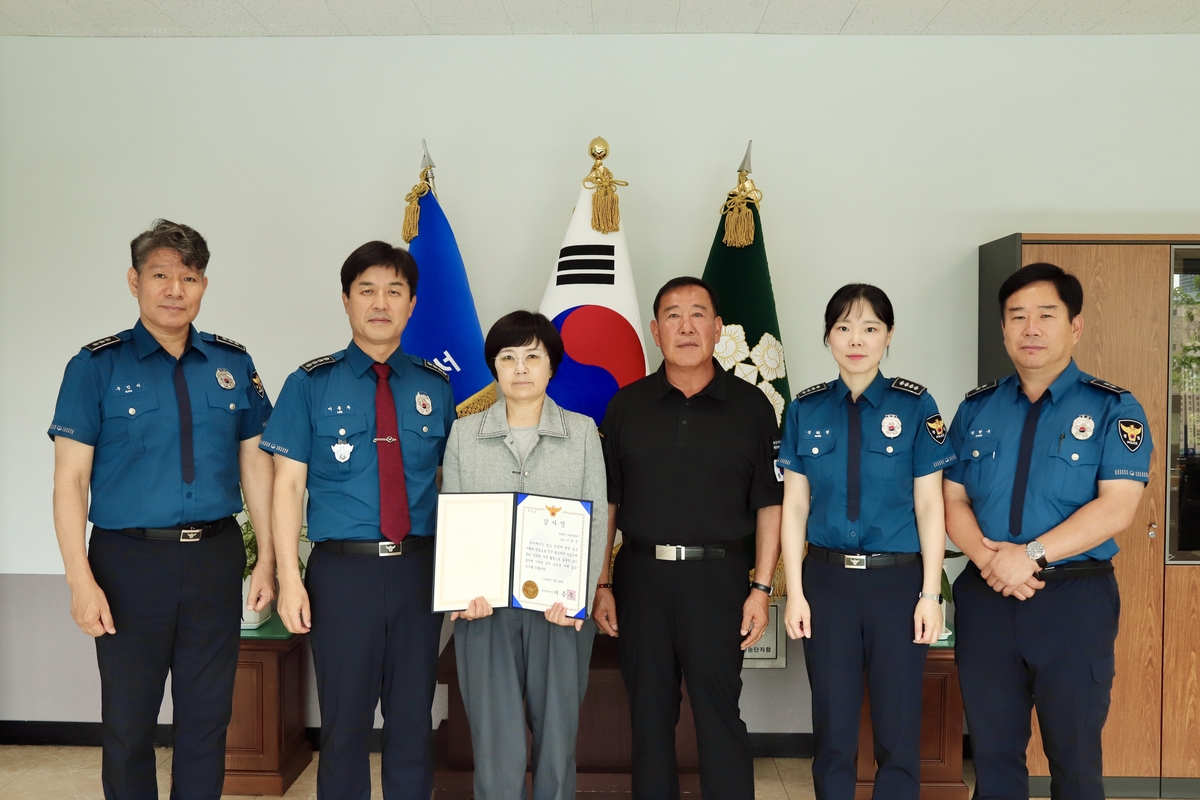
[401,413,445,471]
[960,437,998,499]
[102,393,160,455]
[866,437,913,480]
[798,433,838,481]
[1049,440,1101,505]
[206,387,250,414]
[315,414,369,475]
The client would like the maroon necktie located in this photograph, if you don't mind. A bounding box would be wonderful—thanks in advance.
[372,363,411,543]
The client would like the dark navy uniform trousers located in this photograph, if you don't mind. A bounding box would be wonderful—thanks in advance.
[802,557,929,800]
[613,546,754,800]
[89,521,245,800]
[305,543,443,800]
[954,563,1119,800]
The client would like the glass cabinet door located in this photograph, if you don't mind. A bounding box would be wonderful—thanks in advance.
[1167,245,1200,563]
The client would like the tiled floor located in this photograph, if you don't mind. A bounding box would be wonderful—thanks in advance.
[1,745,988,799]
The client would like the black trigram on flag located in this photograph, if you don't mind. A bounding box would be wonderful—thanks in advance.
[555,244,615,286]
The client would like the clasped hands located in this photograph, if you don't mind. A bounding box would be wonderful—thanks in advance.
[978,538,1045,600]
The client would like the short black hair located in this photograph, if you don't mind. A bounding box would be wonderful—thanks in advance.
[340,241,418,297]
[483,311,564,380]
[652,276,721,319]
[998,262,1083,320]
[823,283,895,343]
[130,219,210,273]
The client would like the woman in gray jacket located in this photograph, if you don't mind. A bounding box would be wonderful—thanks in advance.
[441,310,608,800]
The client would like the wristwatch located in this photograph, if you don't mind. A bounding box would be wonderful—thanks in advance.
[918,592,943,605]
[750,581,773,596]
[1025,540,1049,570]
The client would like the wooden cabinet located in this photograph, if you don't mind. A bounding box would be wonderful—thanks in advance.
[855,646,968,800]
[223,617,312,796]
[978,234,1200,797]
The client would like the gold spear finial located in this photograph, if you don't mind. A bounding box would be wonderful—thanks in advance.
[722,140,762,248]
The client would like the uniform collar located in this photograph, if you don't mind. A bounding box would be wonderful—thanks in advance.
[1014,359,1080,404]
[132,319,204,361]
[477,394,569,439]
[344,339,409,379]
[832,370,888,408]
[653,359,728,401]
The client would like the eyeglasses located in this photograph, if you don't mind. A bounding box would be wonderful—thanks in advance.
[495,352,547,370]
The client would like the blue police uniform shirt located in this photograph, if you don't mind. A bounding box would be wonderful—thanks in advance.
[260,340,454,542]
[944,359,1152,564]
[48,320,272,529]
[777,372,957,554]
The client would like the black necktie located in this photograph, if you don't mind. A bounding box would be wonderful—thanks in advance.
[847,398,862,523]
[1009,394,1046,537]
[173,356,195,485]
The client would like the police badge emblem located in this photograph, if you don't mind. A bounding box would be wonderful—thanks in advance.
[415,392,432,416]
[925,414,947,445]
[215,368,236,390]
[1118,419,1144,452]
[250,371,266,399]
[1071,415,1095,440]
[332,439,353,463]
[881,414,902,438]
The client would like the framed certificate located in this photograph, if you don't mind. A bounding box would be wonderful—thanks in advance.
[433,492,594,619]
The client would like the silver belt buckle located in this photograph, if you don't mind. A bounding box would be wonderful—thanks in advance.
[378,542,402,557]
[844,554,867,569]
[180,528,202,543]
[655,544,679,561]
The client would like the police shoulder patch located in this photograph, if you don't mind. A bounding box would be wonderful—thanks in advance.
[795,382,829,401]
[965,379,999,399]
[211,334,247,352]
[300,355,337,373]
[413,356,450,382]
[889,377,927,396]
[1088,378,1128,394]
[83,335,122,353]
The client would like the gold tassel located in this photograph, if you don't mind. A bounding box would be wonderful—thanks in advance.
[582,140,627,234]
[455,382,498,418]
[721,170,763,249]
[401,166,433,243]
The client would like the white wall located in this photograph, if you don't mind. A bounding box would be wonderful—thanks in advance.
[1,31,1198,729]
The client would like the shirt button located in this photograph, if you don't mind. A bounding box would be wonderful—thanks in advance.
[229,403,236,411]
[850,531,857,537]
[681,420,687,425]
[186,492,192,498]
[886,446,894,454]
[812,447,819,454]
[1071,453,1079,461]
[524,471,529,477]
[972,450,980,458]
[339,428,346,436]
[423,426,429,433]
[128,408,136,415]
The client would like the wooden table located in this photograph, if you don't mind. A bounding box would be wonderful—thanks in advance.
[855,637,968,800]
[223,616,313,796]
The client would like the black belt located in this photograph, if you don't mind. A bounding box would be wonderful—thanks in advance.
[967,559,1114,582]
[627,538,744,561]
[314,537,433,557]
[807,544,920,570]
[1038,560,1114,581]
[107,517,235,542]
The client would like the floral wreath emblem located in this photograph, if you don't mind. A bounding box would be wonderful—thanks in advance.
[715,324,787,425]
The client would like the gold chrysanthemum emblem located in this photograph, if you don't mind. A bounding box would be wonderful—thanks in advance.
[750,333,786,382]
[715,324,749,371]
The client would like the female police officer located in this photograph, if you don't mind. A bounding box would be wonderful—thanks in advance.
[778,284,956,800]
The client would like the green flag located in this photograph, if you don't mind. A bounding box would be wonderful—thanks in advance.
[702,169,790,428]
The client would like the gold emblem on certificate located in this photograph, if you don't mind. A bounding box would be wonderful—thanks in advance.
[522,580,539,599]
[215,368,236,389]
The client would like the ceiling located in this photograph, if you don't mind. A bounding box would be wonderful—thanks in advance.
[1,0,1198,37]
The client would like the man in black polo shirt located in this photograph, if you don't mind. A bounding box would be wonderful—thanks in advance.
[593,276,783,800]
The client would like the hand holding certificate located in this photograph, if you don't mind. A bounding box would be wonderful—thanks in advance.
[433,493,594,619]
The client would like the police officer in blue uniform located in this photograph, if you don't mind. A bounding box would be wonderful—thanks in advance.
[49,220,276,800]
[945,263,1152,800]
[778,284,956,800]
[264,241,454,800]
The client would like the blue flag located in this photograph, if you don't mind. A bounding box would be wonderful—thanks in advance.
[401,192,495,416]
